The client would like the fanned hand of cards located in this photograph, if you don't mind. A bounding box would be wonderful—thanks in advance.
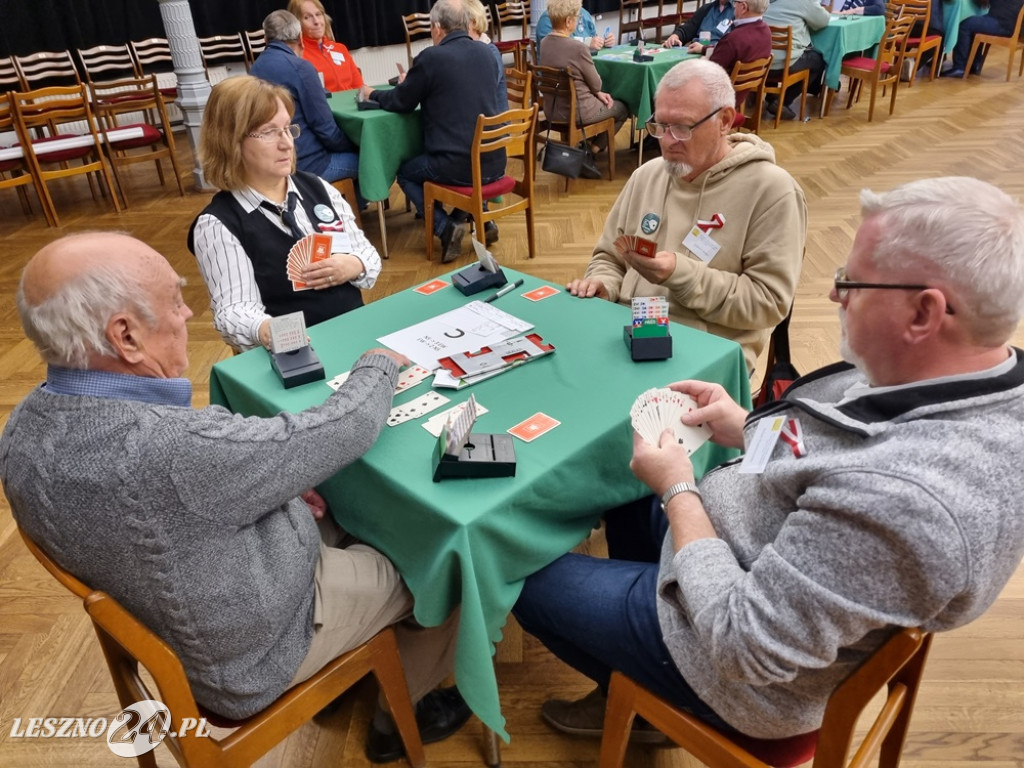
[286,234,332,291]
[630,388,712,455]
[614,234,657,259]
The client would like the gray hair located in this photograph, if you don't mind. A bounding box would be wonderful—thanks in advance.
[432,0,470,33]
[17,262,157,369]
[861,177,1024,345]
[739,0,770,15]
[548,0,583,27]
[263,10,302,43]
[655,58,735,112]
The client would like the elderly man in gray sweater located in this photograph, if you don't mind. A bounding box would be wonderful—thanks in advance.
[0,232,470,764]
[514,177,1024,742]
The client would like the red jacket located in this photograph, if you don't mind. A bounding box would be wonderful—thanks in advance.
[299,36,364,92]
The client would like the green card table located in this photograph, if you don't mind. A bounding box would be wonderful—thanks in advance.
[811,14,886,98]
[209,269,750,752]
[593,44,701,127]
[327,87,422,258]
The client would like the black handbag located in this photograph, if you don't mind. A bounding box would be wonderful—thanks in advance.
[539,70,599,180]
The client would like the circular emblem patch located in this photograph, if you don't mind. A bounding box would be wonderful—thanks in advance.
[640,213,660,235]
[313,204,336,223]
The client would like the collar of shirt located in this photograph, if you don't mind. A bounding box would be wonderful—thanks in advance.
[839,348,1017,404]
[44,365,193,408]
[731,16,762,26]
[233,176,303,215]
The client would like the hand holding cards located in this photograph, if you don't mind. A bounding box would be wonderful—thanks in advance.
[614,233,658,260]
[630,388,711,455]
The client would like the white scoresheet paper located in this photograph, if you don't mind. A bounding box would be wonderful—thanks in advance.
[377,300,533,370]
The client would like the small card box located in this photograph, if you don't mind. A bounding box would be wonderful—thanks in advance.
[453,239,508,296]
[623,326,673,361]
[430,394,516,480]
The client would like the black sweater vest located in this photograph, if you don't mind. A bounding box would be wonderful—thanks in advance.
[188,172,363,330]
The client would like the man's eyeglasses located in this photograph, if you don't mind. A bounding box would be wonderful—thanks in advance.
[834,267,954,314]
[246,124,301,143]
[645,107,723,142]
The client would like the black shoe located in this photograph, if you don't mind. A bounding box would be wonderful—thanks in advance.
[439,221,467,264]
[365,687,472,764]
[484,220,499,246]
[970,63,983,75]
[941,68,965,78]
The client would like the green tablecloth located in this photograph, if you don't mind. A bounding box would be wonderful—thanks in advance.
[943,0,986,55]
[327,88,422,202]
[593,45,701,125]
[209,269,749,740]
[811,15,886,91]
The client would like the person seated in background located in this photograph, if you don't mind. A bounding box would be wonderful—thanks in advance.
[0,232,471,766]
[762,0,831,119]
[288,0,364,91]
[188,76,380,351]
[832,0,885,15]
[568,58,805,374]
[944,0,1024,77]
[359,0,505,264]
[536,5,614,60]
[539,0,628,154]
[250,10,360,187]
[706,0,773,112]
[516,176,1024,744]
[467,0,509,117]
[664,0,736,49]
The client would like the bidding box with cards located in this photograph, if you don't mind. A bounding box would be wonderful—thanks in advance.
[207,267,750,740]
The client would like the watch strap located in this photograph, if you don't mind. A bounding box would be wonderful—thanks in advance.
[661,481,701,508]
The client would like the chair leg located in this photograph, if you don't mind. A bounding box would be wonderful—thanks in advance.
[424,188,436,262]
[867,82,877,122]
[1007,46,1015,81]
[606,126,615,181]
[371,630,426,768]
[965,39,983,78]
[599,674,640,768]
[525,204,535,259]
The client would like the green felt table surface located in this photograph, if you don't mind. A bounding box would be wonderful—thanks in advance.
[811,15,886,91]
[327,87,422,202]
[209,268,750,740]
[593,45,701,125]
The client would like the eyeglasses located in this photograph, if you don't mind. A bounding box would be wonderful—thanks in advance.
[645,108,723,142]
[834,267,954,314]
[246,124,301,143]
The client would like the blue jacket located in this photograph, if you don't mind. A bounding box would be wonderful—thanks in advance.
[250,40,356,178]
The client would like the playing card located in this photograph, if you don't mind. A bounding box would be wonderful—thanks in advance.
[614,234,658,259]
[422,399,490,437]
[630,388,711,455]
[508,412,560,442]
[414,279,450,295]
[287,234,332,291]
[395,365,431,392]
[522,285,560,302]
[386,391,450,426]
[326,371,350,391]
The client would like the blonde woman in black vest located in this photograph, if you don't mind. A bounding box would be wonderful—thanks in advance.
[188,76,380,351]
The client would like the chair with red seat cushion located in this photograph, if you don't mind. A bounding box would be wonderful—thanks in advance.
[424,104,539,261]
[730,57,773,134]
[129,37,179,100]
[599,626,933,768]
[89,74,185,206]
[826,14,915,121]
[889,0,943,85]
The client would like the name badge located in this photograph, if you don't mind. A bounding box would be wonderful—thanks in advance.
[329,231,353,253]
[330,51,345,65]
[682,226,721,263]
[738,417,786,474]
[716,19,732,34]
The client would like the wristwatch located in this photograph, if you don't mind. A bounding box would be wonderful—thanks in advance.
[661,481,702,509]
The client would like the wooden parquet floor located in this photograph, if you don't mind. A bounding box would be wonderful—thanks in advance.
[1,56,1022,768]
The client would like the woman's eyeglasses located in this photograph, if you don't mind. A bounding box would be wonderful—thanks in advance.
[246,124,301,143]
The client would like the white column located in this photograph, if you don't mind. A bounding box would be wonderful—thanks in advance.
[158,0,212,190]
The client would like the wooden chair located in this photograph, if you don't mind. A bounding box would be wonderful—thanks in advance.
[890,0,942,84]
[652,0,687,43]
[17,527,426,768]
[764,26,811,128]
[90,75,186,206]
[402,12,433,69]
[14,49,81,89]
[244,28,267,65]
[505,66,532,109]
[0,55,26,90]
[424,104,538,261]
[729,57,773,134]
[11,84,123,227]
[494,1,532,71]
[0,92,56,224]
[619,0,649,44]
[964,0,1024,81]
[77,44,140,89]
[198,33,250,82]
[599,627,934,768]
[130,37,179,100]
[530,63,617,190]
[829,14,914,121]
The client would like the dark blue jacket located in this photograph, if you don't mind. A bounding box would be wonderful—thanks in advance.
[250,40,356,178]
[369,30,505,183]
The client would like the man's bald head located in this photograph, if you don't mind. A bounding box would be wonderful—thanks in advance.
[19,233,177,369]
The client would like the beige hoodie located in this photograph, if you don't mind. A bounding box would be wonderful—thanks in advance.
[585,133,806,372]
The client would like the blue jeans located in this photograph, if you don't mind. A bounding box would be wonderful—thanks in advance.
[319,152,365,208]
[512,496,733,731]
[397,154,472,236]
[953,15,1011,70]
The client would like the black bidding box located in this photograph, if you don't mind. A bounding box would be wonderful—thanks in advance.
[432,433,517,481]
[623,326,673,361]
[453,265,507,296]
[271,345,326,388]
